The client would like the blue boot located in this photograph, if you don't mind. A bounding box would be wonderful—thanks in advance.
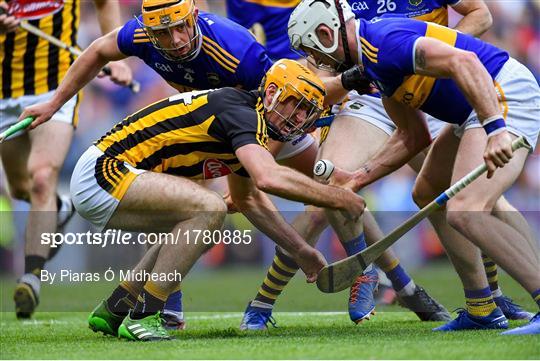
[501,312,540,335]
[433,307,508,331]
[348,268,379,324]
[240,302,276,330]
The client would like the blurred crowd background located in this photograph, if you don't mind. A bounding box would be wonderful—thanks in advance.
[1,0,539,276]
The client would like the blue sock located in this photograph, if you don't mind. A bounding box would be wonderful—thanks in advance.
[164,289,183,313]
[531,289,540,309]
[342,233,367,257]
[384,263,412,292]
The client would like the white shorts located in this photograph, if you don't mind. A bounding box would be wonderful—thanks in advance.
[454,57,540,150]
[276,133,316,161]
[0,90,80,135]
[334,91,446,139]
[70,146,144,231]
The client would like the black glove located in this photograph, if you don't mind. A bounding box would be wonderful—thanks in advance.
[341,66,373,94]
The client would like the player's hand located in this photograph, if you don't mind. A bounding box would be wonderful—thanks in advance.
[484,131,513,178]
[19,101,60,129]
[315,164,366,220]
[98,60,133,87]
[293,245,327,283]
[0,3,20,34]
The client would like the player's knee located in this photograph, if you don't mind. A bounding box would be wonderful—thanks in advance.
[492,196,515,213]
[446,196,490,231]
[445,207,470,233]
[199,193,227,227]
[29,165,58,201]
[412,178,436,208]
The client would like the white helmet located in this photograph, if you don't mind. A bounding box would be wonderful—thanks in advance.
[288,0,354,55]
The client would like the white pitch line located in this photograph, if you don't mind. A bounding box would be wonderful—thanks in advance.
[0,319,71,326]
[187,312,347,320]
[0,311,354,325]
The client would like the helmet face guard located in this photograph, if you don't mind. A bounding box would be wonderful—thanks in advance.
[266,83,324,142]
[138,0,201,62]
[262,59,326,142]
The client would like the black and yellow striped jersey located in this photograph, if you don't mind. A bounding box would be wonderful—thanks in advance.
[95,88,269,180]
[0,0,80,99]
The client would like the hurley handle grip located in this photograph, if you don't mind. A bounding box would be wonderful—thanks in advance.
[0,117,33,142]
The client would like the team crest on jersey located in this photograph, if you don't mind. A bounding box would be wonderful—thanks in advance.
[207,73,221,87]
[203,159,233,179]
[409,0,423,7]
[348,102,364,110]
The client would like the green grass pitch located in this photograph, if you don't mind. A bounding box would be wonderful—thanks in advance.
[1,263,538,359]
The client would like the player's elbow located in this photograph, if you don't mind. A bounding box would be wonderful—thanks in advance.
[253,174,280,194]
[450,50,481,76]
[480,11,493,34]
[473,7,493,35]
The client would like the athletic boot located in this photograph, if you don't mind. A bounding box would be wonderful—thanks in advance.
[397,285,452,321]
[240,302,276,330]
[88,300,125,336]
[494,295,534,320]
[118,311,171,341]
[501,312,540,335]
[348,268,379,324]
[14,273,40,319]
[433,307,508,331]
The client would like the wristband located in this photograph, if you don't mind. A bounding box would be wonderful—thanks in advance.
[482,115,506,137]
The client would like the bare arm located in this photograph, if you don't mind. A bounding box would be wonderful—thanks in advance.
[21,29,127,127]
[354,98,431,189]
[414,37,513,177]
[235,144,365,215]
[306,60,349,106]
[414,37,500,121]
[227,173,326,281]
[452,0,493,37]
[93,0,124,34]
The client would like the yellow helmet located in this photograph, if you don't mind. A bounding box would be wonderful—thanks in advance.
[138,0,201,62]
[262,59,326,141]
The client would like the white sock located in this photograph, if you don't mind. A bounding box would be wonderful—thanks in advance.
[396,280,416,297]
[250,300,273,309]
[491,288,503,298]
[20,273,41,295]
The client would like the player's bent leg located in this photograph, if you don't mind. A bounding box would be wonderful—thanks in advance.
[412,126,508,331]
[363,210,451,321]
[12,122,73,319]
[0,133,32,201]
[241,205,328,330]
[489,197,535,320]
[413,126,488,290]
[319,115,391,323]
[446,129,540,302]
[73,147,226,339]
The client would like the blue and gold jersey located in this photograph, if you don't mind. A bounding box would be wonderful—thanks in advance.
[226,0,301,60]
[117,11,273,92]
[358,17,509,124]
[350,0,459,24]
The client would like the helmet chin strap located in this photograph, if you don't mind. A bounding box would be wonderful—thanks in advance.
[334,0,354,72]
